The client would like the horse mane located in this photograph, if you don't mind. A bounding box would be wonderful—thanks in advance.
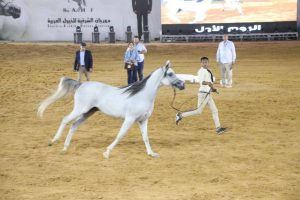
[121,73,152,97]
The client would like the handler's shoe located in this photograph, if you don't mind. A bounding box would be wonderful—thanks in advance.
[216,127,227,134]
[175,113,183,125]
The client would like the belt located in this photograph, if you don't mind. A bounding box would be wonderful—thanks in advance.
[199,91,210,94]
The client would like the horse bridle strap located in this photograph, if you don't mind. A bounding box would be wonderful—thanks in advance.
[162,66,170,77]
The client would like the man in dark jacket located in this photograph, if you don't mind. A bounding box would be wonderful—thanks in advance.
[74,42,93,82]
[132,0,152,39]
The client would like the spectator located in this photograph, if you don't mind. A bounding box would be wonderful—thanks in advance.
[124,42,139,85]
[216,33,236,88]
[73,42,93,82]
[133,36,147,81]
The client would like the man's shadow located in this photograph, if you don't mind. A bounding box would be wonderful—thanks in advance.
[132,0,152,39]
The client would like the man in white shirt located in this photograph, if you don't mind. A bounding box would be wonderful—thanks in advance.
[175,57,226,134]
[133,36,147,81]
[216,34,236,88]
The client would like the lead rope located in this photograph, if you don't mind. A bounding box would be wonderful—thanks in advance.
[169,87,209,113]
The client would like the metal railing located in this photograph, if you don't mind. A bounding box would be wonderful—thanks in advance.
[161,32,298,43]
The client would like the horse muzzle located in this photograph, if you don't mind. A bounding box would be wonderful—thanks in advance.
[173,80,185,90]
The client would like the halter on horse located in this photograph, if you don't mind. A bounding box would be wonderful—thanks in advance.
[38,61,185,159]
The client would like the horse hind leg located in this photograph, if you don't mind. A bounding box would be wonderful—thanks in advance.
[48,108,84,146]
[103,117,135,159]
[62,108,98,152]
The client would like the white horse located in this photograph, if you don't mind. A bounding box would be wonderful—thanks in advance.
[38,61,185,159]
[165,0,213,23]
[223,0,243,15]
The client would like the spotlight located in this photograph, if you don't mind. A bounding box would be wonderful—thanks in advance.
[76,26,81,33]
[109,26,114,32]
[109,26,115,43]
[126,25,132,43]
[94,25,99,33]
[143,25,149,43]
[144,25,149,32]
[92,26,100,43]
[74,26,82,44]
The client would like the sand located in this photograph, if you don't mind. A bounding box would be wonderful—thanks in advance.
[0,41,299,200]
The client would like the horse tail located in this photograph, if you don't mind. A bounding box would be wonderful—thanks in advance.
[37,77,81,118]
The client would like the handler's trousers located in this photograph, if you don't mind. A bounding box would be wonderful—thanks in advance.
[77,66,90,82]
[220,63,233,86]
[181,92,221,128]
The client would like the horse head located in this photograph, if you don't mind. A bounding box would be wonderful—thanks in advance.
[161,60,185,90]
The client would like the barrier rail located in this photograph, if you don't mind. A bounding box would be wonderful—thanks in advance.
[161,32,298,43]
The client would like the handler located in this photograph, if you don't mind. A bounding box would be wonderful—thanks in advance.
[175,57,226,134]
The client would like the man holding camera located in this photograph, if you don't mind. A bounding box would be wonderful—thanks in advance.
[133,36,147,81]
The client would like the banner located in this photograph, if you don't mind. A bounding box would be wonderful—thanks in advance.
[0,0,160,41]
[161,0,297,24]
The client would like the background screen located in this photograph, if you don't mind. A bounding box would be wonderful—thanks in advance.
[161,0,297,25]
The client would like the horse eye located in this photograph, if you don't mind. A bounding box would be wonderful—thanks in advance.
[168,72,174,77]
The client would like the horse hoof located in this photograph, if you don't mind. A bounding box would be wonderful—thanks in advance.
[60,149,67,155]
[149,153,160,158]
[48,140,53,146]
[103,150,110,159]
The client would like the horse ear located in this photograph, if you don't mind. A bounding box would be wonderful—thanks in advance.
[165,60,171,69]
[163,60,171,77]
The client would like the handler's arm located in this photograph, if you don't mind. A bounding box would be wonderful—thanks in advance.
[202,81,217,92]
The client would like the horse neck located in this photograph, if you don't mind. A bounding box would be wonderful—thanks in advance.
[143,69,164,100]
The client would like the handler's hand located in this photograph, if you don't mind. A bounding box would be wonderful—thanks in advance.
[212,88,219,94]
[89,68,93,72]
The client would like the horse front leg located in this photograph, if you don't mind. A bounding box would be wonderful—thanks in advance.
[103,117,135,159]
[138,119,159,158]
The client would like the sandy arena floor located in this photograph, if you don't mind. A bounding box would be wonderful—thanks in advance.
[0,41,299,200]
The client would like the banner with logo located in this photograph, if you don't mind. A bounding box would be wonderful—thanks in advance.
[0,0,160,41]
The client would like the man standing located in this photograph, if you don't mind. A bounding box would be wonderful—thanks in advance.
[132,0,152,39]
[216,33,236,88]
[175,57,226,134]
[133,36,147,81]
[73,42,93,82]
